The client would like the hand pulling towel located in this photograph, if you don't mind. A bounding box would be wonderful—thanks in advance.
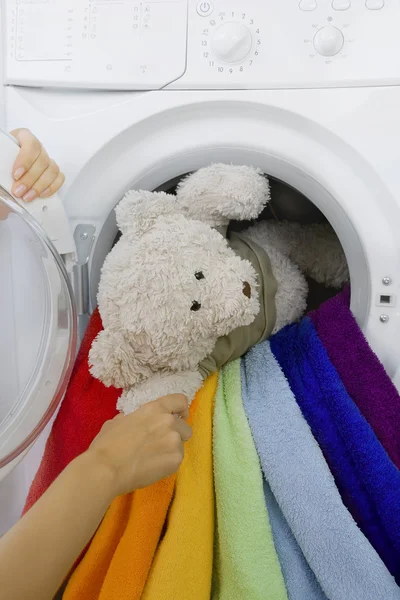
[24,308,120,515]
[64,393,199,600]
[242,341,400,600]
[142,374,217,600]
[310,286,400,469]
[212,360,287,600]
[271,319,400,581]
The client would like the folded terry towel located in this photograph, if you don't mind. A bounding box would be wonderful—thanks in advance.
[212,360,287,600]
[310,286,400,469]
[242,341,400,600]
[24,308,120,515]
[142,374,217,600]
[271,319,400,581]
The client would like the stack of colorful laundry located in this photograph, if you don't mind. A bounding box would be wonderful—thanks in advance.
[25,288,400,599]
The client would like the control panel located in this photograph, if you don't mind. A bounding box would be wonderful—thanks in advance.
[3,0,400,89]
[4,0,187,89]
[172,0,400,88]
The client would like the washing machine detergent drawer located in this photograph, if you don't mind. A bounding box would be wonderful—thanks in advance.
[0,131,77,478]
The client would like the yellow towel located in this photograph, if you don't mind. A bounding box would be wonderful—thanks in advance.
[142,373,218,600]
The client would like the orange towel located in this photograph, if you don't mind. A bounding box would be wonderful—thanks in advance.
[142,373,217,600]
[63,495,133,599]
[63,394,199,600]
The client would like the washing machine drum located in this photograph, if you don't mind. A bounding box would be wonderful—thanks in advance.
[0,189,77,470]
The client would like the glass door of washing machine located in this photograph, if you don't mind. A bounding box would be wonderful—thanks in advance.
[0,187,77,471]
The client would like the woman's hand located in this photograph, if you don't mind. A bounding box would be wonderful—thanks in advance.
[0,394,192,600]
[10,128,65,202]
[87,394,192,497]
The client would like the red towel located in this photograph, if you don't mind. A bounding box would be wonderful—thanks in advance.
[23,308,120,514]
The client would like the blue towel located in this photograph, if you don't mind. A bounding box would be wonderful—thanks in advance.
[262,478,326,600]
[270,317,400,581]
[242,341,400,600]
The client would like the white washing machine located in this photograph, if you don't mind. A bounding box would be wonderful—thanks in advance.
[1,0,400,534]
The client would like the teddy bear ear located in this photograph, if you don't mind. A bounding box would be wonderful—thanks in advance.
[89,328,151,389]
[115,190,182,237]
[175,163,270,226]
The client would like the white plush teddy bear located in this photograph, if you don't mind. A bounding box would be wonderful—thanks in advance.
[89,164,348,414]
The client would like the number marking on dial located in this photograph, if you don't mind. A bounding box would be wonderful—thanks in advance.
[202,13,260,74]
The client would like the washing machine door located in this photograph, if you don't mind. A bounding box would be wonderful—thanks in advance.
[0,133,77,472]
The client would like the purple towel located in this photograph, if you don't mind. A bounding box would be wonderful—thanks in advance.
[309,286,400,469]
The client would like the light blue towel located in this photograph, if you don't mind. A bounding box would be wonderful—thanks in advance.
[242,341,400,600]
[262,478,326,600]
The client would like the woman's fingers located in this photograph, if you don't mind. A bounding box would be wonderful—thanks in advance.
[156,394,189,420]
[10,128,65,201]
[11,128,42,181]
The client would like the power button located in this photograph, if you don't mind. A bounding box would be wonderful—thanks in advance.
[197,1,213,16]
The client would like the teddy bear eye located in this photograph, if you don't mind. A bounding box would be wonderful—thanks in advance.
[195,271,205,280]
[191,301,202,312]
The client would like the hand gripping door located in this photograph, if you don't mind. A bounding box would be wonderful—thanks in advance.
[0,131,77,470]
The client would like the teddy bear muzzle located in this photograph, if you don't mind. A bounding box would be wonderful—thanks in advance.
[242,281,251,299]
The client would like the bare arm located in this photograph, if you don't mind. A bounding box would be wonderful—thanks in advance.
[0,394,191,600]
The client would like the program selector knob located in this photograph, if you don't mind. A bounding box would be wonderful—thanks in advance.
[212,22,253,63]
[313,25,344,56]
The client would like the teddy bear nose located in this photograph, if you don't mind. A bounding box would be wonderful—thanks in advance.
[242,281,251,299]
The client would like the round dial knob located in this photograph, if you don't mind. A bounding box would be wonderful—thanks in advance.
[313,26,344,57]
[212,22,253,63]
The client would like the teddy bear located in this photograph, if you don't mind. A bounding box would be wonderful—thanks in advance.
[89,164,349,414]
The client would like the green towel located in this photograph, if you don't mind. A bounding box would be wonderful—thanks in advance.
[212,360,288,600]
